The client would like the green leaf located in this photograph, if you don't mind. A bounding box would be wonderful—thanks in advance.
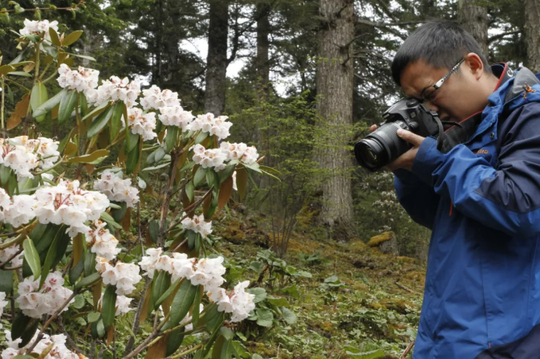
[252,355,263,359]
[84,252,97,277]
[100,212,122,230]
[126,140,140,175]
[63,30,83,46]
[11,312,35,340]
[166,327,185,356]
[75,272,101,289]
[246,288,266,303]
[58,89,77,124]
[109,102,124,140]
[0,269,13,292]
[168,280,198,329]
[0,164,10,185]
[30,82,49,122]
[193,166,207,187]
[0,64,15,76]
[154,279,181,309]
[33,88,66,119]
[92,318,106,338]
[152,271,171,310]
[185,181,194,202]
[206,170,219,189]
[23,238,41,279]
[88,105,114,138]
[126,129,139,153]
[8,71,32,77]
[266,297,288,307]
[73,294,85,309]
[102,285,117,329]
[344,348,385,358]
[219,326,235,341]
[281,307,297,324]
[49,27,61,46]
[192,286,201,329]
[255,308,274,327]
[149,220,159,243]
[39,229,62,286]
[218,163,236,183]
[82,101,108,121]
[87,311,101,323]
[165,125,179,152]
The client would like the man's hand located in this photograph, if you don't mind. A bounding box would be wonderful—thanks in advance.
[369,125,426,171]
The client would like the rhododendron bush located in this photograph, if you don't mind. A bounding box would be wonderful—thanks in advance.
[0,18,272,359]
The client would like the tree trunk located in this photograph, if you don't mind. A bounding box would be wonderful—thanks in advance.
[205,0,229,115]
[524,0,540,72]
[315,0,355,241]
[255,2,271,98]
[458,0,489,60]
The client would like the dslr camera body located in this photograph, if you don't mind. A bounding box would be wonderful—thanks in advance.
[354,98,442,171]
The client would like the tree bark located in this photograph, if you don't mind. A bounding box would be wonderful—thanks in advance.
[524,0,540,72]
[315,0,355,241]
[205,0,229,115]
[458,0,489,60]
[255,2,271,98]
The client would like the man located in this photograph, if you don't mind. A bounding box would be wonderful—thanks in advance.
[385,21,540,358]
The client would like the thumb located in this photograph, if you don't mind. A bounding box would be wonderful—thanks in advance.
[397,129,424,147]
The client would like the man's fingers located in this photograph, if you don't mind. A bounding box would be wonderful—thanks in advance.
[397,129,424,147]
[369,124,377,133]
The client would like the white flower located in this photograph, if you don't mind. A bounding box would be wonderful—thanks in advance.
[115,295,133,316]
[87,76,141,107]
[232,171,238,191]
[20,19,59,42]
[187,113,233,140]
[0,136,60,180]
[158,105,194,130]
[139,247,163,278]
[86,220,121,260]
[57,64,100,94]
[0,292,7,329]
[94,169,139,208]
[34,180,110,237]
[219,142,259,165]
[140,85,180,110]
[95,257,142,296]
[209,281,255,323]
[16,272,74,319]
[0,193,36,228]
[1,330,83,359]
[181,213,212,238]
[126,107,157,141]
[190,256,226,291]
[190,144,227,171]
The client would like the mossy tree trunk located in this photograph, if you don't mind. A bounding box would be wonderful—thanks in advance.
[314,0,355,241]
[524,0,540,72]
[205,0,228,115]
[458,0,489,59]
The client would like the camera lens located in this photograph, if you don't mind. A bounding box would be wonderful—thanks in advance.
[354,122,411,171]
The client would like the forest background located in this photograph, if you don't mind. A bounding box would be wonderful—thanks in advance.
[0,0,536,358]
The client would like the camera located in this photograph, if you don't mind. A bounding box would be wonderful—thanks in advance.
[354,98,442,171]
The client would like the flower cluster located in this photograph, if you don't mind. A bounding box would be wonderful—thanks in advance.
[0,136,60,180]
[158,105,195,129]
[126,107,158,141]
[140,249,226,293]
[95,257,142,295]
[191,144,227,171]
[0,236,23,268]
[209,281,256,322]
[86,76,141,107]
[181,213,213,238]
[57,64,100,94]
[86,220,121,260]
[187,114,233,140]
[34,180,110,237]
[16,272,74,319]
[0,189,35,228]
[219,142,259,165]
[20,19,59,42]
[140,85,180,110]
[94,169,139,208]
[2,330,83,359]
[0,292,7,329]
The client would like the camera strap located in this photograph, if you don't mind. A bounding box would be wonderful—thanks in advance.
[436,112,483,153]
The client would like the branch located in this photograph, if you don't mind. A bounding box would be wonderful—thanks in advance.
[399,340,415,359]
[488,30,521,43]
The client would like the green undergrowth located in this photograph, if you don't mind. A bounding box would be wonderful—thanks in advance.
[212,209,426,359]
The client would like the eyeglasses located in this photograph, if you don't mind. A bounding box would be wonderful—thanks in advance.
[420,58,465,103]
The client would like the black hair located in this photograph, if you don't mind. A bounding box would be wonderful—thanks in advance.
[391,21,491,86]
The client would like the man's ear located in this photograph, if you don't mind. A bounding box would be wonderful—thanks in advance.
[465,53,484,80]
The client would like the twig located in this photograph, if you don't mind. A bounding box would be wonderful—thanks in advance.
[399,339,415,359]
[124,278,151,354]
[25,290,79,353]
[395,281,421,296]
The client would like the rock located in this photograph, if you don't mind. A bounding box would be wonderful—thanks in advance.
[367,231,399,255]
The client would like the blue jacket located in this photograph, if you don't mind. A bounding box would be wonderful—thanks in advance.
[394,65,540,359]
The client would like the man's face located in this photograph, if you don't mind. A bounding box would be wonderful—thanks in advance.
[400,58,483,123]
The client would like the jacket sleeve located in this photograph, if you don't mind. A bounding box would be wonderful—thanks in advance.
[393,169,440,229]
[412,102,540,237]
